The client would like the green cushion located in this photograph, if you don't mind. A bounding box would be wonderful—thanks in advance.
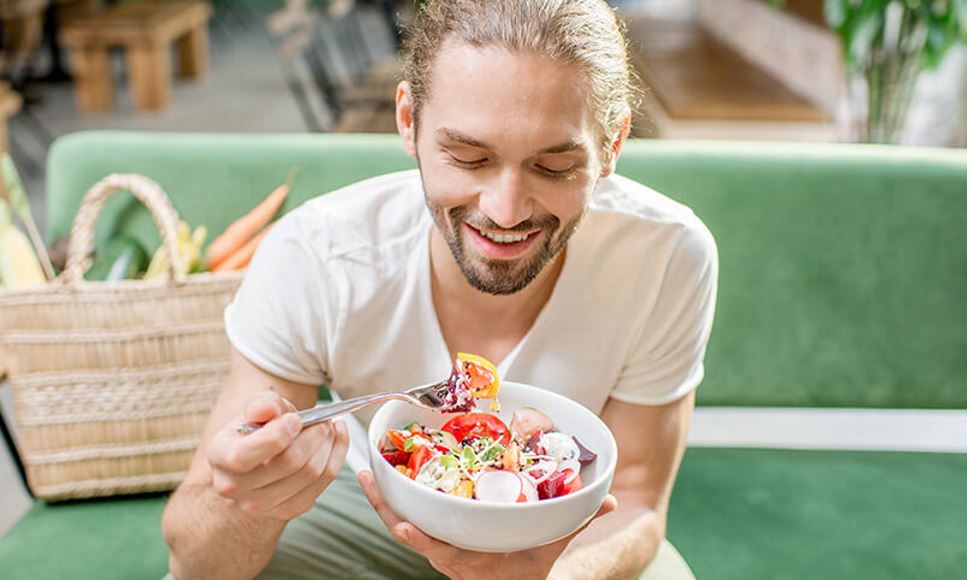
[0,495,169,580]
[668,447,967,580]
[45,133,967,408]
[3,449,963,579]
[25,133,966,578]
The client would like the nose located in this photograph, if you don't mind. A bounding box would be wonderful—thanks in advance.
[477,167,533,229]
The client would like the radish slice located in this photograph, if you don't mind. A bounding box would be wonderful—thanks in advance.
[474,470,523,503]
[560,459,581,484]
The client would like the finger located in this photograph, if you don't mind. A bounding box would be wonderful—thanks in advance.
[244,391,292,424]
[358,469,405,532]
[270,420,351,519]
[392,522,450,556]
[256,424,336,508]
[210,412,302,473]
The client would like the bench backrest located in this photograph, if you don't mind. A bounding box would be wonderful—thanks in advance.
[47,132,967,409]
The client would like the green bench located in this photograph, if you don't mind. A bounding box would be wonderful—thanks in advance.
[1,132,965,579]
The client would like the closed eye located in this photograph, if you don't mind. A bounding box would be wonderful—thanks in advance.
[449,155,488,168]
[535,164,575,178]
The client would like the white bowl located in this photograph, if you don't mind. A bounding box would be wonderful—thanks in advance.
[368,381,618,552]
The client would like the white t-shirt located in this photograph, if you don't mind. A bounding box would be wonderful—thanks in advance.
[225,170,717,422]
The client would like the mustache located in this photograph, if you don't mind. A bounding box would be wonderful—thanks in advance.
[449,207,559,233]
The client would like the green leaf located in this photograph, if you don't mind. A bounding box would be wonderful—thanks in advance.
[0,191,9,232]
[480,443,506,463]
[403,437,415,452]
[461,446,477,470]
[826,0,849,30]
[848,3,886,69]
[954,0,967,38]
[440,454,458,469]
[0,154,31,222]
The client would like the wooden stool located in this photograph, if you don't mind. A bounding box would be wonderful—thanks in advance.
[60,1,212,112]
[0,83,23,152]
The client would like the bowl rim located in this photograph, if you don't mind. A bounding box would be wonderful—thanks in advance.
[367,380,618,511]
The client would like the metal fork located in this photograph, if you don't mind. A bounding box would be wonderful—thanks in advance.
[237,379,451,434]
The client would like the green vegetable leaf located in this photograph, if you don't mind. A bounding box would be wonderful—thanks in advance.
[403,438,415,452]
[440,454,458,469]
[480,443,506,463]
[461,447,477,470]
[0,154,31,223]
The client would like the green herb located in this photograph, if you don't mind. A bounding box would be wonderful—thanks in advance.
[461,446,477,470]
[480,443,505,463]
[403,437,415,452]
[440,454,458,469]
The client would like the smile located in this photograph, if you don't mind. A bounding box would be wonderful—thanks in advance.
[464,223,543,260]
[478,230,533,244]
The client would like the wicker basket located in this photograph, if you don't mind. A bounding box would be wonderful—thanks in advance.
[0,174,244,501]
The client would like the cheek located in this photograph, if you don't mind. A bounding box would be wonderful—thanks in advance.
[529,176,593,223]
[420,156,481,208]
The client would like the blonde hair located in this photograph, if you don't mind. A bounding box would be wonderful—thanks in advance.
[401,0,639,151]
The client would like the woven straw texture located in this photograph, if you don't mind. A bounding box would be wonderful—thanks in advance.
[0,174,244,501]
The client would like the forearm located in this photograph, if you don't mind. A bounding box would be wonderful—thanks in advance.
[549,503,664,580]
[162,482,287,580]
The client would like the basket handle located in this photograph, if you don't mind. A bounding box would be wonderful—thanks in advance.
[62,174,185,285]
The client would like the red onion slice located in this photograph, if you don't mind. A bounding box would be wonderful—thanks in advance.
[560,459,581,484]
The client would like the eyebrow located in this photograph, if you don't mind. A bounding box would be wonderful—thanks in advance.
[435,128,588,156]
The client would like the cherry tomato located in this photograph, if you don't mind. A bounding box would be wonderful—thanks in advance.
[407,445,437,478]
[456,352,500,398]
[386,429,410,450]
[441,412,511,446]
[381,450,410,467]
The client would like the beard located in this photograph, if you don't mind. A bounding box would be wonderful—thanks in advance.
[423,184,585,296]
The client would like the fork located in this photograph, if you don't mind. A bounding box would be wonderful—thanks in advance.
[237,378,452,434]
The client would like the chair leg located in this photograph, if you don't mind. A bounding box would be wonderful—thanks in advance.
[68,46,114,112]
[126,44,169,111]
[177,24,208,80]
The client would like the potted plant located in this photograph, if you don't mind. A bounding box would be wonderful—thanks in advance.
[774,0,965,143]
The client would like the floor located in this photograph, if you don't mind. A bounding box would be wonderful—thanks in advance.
[2,0,965,539]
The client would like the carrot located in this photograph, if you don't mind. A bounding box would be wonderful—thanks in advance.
[207,181,289,268]
[211,224,273,272]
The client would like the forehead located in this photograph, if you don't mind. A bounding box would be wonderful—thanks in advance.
[418,40,600,152]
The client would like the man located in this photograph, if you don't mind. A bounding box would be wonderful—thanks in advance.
[162,1,717,578]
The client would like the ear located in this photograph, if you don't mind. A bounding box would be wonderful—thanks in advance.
[600,114,631,178]
[396,81,418,158]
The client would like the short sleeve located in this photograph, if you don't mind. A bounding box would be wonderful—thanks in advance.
[609,220,719,405]
[223,212,336,386]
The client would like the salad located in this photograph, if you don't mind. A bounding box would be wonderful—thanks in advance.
[439,352,502,413]
[380,354,597,503]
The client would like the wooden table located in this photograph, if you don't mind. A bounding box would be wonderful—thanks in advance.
[60,0,212,112]
[625,16,827,123]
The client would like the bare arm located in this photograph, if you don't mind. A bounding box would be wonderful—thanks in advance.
[161,347,349,580]
[550,391,695,579]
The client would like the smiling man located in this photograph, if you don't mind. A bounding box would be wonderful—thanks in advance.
[162,1,717,579]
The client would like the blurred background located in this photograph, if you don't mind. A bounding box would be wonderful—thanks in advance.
[1,0,966,548]
[1,0,965,236]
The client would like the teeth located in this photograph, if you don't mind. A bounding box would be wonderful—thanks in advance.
[480,230,530,244]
